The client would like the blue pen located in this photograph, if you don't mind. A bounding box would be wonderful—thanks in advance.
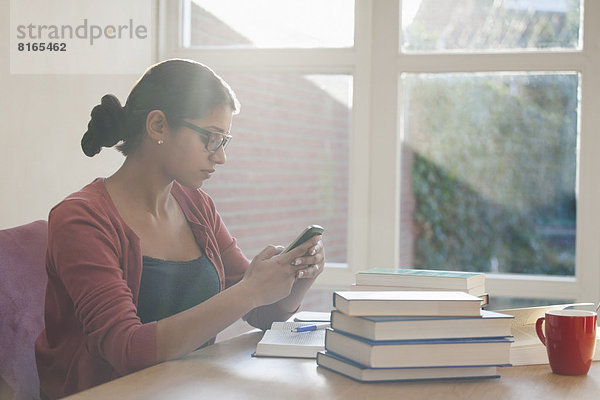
[291,323,330,333]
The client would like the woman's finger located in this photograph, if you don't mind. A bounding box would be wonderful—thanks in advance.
[295,264,322,279]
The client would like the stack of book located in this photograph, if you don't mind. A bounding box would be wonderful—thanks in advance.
[353,267,489,306]
[317,291,514,382]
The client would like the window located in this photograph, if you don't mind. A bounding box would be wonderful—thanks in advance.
[400,72,578,278]
[183,0,354,48]
[161,0,360,267]
[393,0,598,305]
[160,0,600,303]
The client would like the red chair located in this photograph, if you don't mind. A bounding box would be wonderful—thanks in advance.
[0,221,48,400]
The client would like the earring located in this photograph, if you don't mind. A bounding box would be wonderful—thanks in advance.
[157,140,164,145]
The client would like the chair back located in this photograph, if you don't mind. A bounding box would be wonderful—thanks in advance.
[0,220,48,400]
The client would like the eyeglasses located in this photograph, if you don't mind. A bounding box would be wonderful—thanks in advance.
[180,120,232,153]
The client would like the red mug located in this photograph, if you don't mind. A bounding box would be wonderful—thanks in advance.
[535,309,597,375]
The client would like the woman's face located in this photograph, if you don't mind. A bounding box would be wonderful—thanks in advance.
[162,106,233,189]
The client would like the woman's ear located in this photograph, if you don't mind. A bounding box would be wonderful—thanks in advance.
[145,110,168,144]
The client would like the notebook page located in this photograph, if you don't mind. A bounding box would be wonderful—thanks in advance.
[263,322,326,345]
[255,322,326,358]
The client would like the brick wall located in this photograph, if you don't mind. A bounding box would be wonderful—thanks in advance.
[205,72,349,262]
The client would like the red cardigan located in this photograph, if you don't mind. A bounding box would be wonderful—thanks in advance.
[35,179,292,398]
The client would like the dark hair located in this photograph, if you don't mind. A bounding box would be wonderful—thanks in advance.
[81,59,240,157]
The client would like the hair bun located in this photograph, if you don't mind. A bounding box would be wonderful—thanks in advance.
[81,94,125,157]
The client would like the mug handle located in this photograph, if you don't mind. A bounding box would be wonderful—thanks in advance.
[535,316,546,346]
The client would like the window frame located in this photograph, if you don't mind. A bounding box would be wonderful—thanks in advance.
[159,0,600,303]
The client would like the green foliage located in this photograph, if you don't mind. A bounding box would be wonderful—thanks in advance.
[407,74,577,276]
[403,0,581,51]
[412,154,573,275]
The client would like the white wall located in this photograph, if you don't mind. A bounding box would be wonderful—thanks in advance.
[0,0,155,229]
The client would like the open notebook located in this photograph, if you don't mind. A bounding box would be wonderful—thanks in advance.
[498,303,600,366]
[254,322,326,359]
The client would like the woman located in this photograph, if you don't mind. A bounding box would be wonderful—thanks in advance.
[35,59,325,399]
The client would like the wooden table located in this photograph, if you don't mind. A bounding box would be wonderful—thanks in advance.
[66,331,600,400]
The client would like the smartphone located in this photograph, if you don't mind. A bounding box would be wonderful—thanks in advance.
[283,225,324,253]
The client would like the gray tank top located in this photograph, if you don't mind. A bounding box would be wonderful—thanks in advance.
[137,254,220,324]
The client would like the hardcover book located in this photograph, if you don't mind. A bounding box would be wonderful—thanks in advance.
[351,283,487,296]
[330,309,513,341]
[324,329,513,368]
[356,268,485,290]
[317,351,501,382]
[333,290,483,317]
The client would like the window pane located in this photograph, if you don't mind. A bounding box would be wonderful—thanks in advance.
[203,73,352,263]
[184,0,355,48]
[400,72,578,276]
[402,0,582,52]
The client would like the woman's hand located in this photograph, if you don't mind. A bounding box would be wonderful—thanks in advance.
[241,235,325,307]
[289,235,325,280]
[242,245,295,307]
